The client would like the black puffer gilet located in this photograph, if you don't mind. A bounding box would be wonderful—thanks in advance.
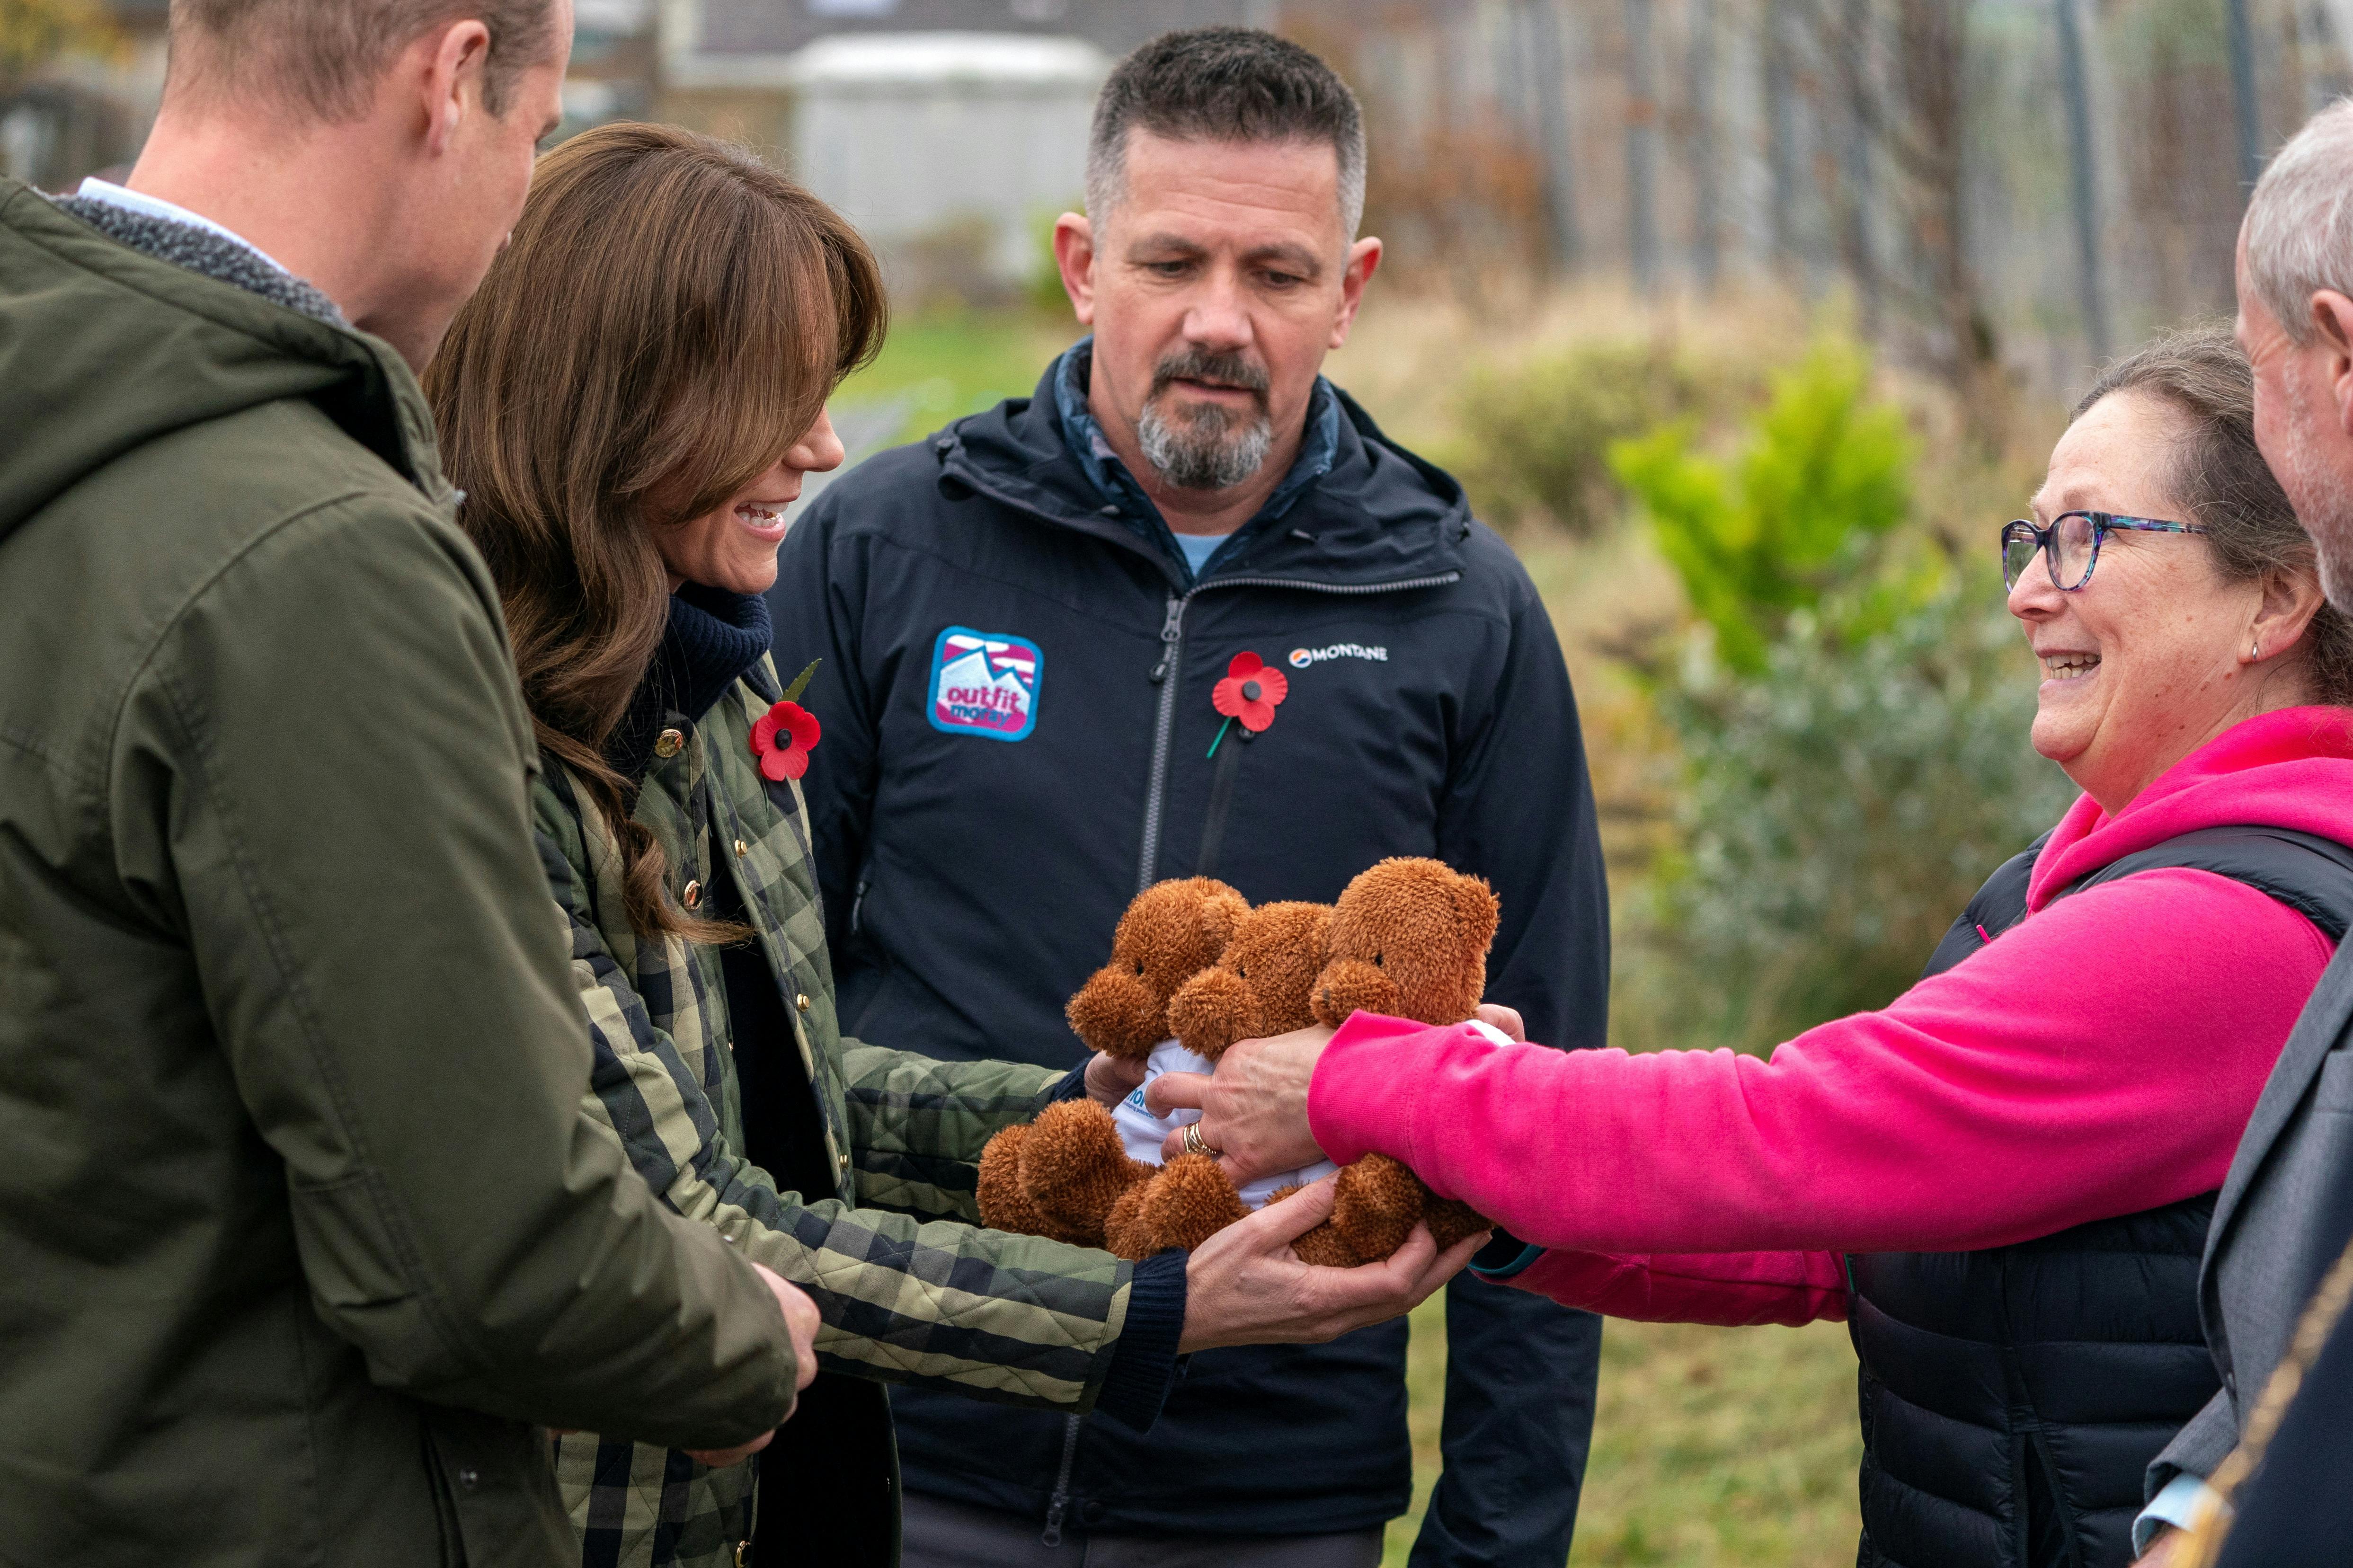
[1850,826,2353,1568]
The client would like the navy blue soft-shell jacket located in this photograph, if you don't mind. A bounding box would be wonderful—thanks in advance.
[767,354,1607,1560]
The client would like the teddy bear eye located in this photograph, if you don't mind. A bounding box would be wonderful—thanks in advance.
[1373,953,1384,967]
[1236,965,1247,979]
[1135,961,1146,976]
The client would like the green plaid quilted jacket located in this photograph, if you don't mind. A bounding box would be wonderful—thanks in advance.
[537,656,1143,1568]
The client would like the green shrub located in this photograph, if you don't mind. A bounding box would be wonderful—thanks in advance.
[1611,343,1912,674]
[1447,340,1710,539]
[1617,584,2076,1057]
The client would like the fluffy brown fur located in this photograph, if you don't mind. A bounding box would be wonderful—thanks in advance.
[1289,858,1502,1264]
[1065,877,1249,1060]
[1166,901,1333,1060]
[983,878,1249,1250]
[1104,1154,1250,1260]
[982,860,1505,1267]
[976,1100,1155,1248]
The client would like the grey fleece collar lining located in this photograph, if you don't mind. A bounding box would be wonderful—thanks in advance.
[48,195,347,328]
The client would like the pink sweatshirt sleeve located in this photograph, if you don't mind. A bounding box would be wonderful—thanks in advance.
[1311,868,2331,1274]
[1505,1247,1851,1325]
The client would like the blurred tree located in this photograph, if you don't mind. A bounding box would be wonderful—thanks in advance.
[1447,337,1718,540]
[1611,342,1912,673]
[1620,586,2072,1055]
[0,0,114,90]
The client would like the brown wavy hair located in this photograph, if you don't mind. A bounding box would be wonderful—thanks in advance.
[426,122,886,940]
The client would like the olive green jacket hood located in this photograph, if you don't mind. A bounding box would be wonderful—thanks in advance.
[0,179,800,1567]
[0,179,444,541]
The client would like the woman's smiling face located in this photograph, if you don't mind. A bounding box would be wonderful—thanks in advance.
[652,408,846,595]
[2010,390,2269,812]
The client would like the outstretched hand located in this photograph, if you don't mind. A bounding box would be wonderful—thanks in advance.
[1150,1004,1527,1182]
[1178,1175,1487,1353]
[1149,1025,1331,1183]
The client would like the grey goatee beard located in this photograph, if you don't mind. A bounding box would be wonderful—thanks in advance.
[1135,347,1275,491]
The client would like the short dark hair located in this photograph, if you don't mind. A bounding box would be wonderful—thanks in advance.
[1086,27,1366,235]
[2074,322,2353,705]
[169,0,563,122]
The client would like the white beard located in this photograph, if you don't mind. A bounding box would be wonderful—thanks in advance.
[2278,369,2353,612]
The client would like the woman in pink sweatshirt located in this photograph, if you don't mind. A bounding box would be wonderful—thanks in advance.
[1155,329,2353,1568]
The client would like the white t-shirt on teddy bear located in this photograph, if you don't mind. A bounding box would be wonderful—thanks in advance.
[1111,1039,1337,1208]
[1109,1020,1515,1211]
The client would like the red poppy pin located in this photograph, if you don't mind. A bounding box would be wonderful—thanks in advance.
[1208,651,1288,757]
[752,660,822,782]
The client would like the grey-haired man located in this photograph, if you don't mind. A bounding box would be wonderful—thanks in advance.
[2130,96,2353,1559]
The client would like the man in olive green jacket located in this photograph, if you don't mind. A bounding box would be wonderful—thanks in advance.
[0,5,815,1565]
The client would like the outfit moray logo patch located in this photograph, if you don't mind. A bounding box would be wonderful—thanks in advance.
[928,626,1042,742]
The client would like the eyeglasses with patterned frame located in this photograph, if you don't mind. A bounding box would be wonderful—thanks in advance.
[2000,511,2210,592]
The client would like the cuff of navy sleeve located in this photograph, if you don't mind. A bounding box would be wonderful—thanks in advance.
[1092,1249,1187,1431]
[1048,1066,1091,1102]
[1468,1231,1543,1279]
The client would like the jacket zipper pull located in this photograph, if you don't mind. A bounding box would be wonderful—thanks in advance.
[1041,1411,1082,1546]
[1147,594,1185,684]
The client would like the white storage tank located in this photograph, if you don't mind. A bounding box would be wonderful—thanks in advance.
[782,31,1110,283]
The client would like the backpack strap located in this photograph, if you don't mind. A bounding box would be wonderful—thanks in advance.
[1922,825,2353,981]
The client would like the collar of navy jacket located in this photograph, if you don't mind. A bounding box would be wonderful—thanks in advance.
[932,350,1476,594]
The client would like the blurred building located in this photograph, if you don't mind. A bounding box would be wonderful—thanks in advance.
[652,0,1260,295]
[0,0,167,192]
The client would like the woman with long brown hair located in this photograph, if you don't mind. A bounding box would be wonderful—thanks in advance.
[422,123,1199,1568]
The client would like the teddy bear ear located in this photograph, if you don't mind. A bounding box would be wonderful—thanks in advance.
[1452,875,1500,964]
[1199,882,1250,956]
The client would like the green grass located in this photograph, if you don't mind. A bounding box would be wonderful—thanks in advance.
[833,309,1080,444]
[1382,1301,1864,1568]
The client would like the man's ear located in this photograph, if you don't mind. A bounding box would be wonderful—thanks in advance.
[2309,290,2353,439]
[1053,212,1097,327]
[419,19,493,156]
[1329,236,1383,351]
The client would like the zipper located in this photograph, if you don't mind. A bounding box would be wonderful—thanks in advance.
[1041,1412,1082,1546]
[1130,570,1462,892]
[1136,594,1190,893]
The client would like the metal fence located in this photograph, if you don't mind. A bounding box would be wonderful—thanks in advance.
[1290,0,2352,398]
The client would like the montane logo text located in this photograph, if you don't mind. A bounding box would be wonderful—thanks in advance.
[1288,643,1388,668]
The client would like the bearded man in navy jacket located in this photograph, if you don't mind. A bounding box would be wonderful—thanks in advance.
[769,28,1607,1568]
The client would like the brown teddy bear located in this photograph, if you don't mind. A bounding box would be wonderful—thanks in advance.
[979,860,1506,1265]
[1096,899,1343,1258]
[1273,857,1503,1267]
[977,877,1247,1253]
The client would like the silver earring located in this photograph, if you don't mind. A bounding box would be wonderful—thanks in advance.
[2252,639,2263,662]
